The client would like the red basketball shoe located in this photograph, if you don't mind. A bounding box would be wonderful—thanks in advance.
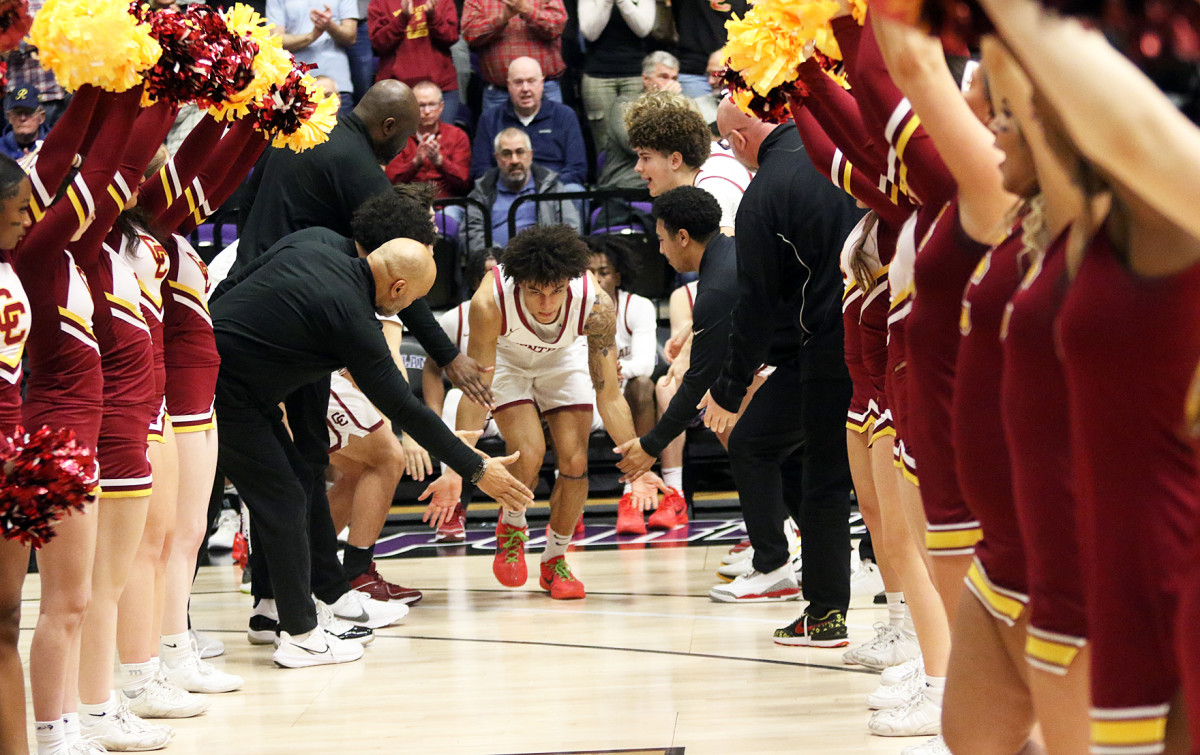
[538,556,586,600]
[349,562,423,605]
[647,488,688,530]
[493,518,529,587]
[615,492,647,535]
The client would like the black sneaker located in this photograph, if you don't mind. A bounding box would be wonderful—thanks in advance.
[773,608,849,648]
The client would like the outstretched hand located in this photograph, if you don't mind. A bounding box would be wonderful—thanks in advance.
[614,437,655,481]
[475,451,533,512]
[698,390,738,434]
[443,354,495,410]
[419,475,462,530]
[629,471,670,512]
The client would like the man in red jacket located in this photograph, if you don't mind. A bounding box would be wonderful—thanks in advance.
[384,81,471,197]
[368,0,461,123]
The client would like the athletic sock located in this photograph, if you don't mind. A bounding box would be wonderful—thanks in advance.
[622,482,632,495]
[902,604,917,637]
[61,712,79,745]
[541,529,573,563]
[924,675,946,704]
[160,631,192,667]
[79,694,115,721]
[342,544,375,581]
[501,508,527,529]
[662,466,683,491]
[119,660,157,699]
[35,719,65,754]
[886,592,906,628]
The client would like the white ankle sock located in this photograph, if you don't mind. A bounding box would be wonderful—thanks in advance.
[61,712,79,744]
[501,508,527,528]
[79,694,116,722]
[902,604,917,636]
[886,592,906,626]
[35,719,65,754]
[160,631,192,666]
[541,529,572,562]
[924,675,946,703]
[622,482,632,494]
[661,467,683,491]
[119,660,157,698]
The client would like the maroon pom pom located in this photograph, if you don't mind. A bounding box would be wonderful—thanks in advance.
[133,3,259,108]
[250,62,319,136]
[1,426,96,548]
[721,68,808,124]
[0,0,31,54]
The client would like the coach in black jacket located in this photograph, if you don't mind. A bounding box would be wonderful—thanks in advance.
[700,99,862,642]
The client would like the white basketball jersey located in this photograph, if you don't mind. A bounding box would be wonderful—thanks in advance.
[492,265,595,355]
[0,256,31,386]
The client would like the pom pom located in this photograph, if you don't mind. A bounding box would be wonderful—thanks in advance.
[252,70,337,152]
[722,67,805,123]
[722,0,846,102]
[27,0,161,92]
[135,3,258,108]
[209,3,292,122]
[0,0,32,53]
[0,426,96,549]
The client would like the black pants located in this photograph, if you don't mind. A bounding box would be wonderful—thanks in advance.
[246,378,349,605]
[728,364,853,616]
[216,377,339,635]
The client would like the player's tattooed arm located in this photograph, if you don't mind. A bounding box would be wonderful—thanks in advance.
[585,289,618,393]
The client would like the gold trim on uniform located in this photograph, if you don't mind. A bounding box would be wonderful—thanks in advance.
[1091,704,1169,755]
[1025,625,1086,675]
[965,558,1027,625]
[925,522,983,556]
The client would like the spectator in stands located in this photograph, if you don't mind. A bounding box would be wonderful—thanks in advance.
[625,91,751,234]
[671,0,746,99]
[0,85,46,161]
[692,50,725,125]
[577,0,655,154]
[368,0,461,122]
[463,127,581,251]
[461,0,567,111]
[385,81,471,197]
[347,0,374,105]
[267,0,359,113]
[597,51,680,189]
[4,3,67,126]
[470,57,587,188]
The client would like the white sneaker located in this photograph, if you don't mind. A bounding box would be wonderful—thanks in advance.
[247,598,279,645]
[715,557,754,581]
[868,687,942,737]
[81,702,173,751]
[867,665,925,710]
[125,674,210,719]
[315,599,374,645]
[162,644,243,694]
[845,623,921,670]
[189,629,225,659]
[273,628,365,668]
[902,736,951,754]
[708,563,801,603]
[329,589,408,629]
[720,544,753,565]
[882,655,923,686]
[66,738,108,754]
[207,509,240,551]
[851,559,885,598]
[843,621,888,664]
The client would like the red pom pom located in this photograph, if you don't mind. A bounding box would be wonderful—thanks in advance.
[722,68,806,124]
[133,3,259,108]
[250,62,319,136]
[1,426,97,548]
[0,0,32,54]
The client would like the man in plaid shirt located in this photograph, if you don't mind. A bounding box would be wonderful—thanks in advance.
[461,0,567,112]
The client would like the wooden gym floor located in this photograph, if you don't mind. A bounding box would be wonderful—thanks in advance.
[16,512,909,755]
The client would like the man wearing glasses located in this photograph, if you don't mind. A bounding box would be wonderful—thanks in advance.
[385,81,471,198]
[0,86,47,161]
[463,127,581,252]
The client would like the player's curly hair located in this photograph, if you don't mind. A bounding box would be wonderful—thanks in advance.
[352,189,436,250]
[652,185,720,242]
[501,224,590,287]
[624,91,711,170]
[585,234,639,288]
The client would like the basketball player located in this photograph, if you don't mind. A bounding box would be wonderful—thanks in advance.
[445,225,664,599]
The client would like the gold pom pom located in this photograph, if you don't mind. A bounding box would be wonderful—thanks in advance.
[273,76,338,152]
[722,0,844,97]
[209,3,291,121]
[28,0,161,93]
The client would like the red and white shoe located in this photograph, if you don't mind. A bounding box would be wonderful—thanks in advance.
[435,504,466,543]
[539,556,586,599]
[493,517,529,587]
[708,563,801,603]
[615,492,646,535]
[647,487,688,530]
[349,561,423,604]
[574,513,585,537]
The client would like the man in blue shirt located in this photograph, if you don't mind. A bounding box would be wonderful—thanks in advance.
[464,127,580,252]
[469,57,588,187]
[0,85,47,161]
[267,0,359,113]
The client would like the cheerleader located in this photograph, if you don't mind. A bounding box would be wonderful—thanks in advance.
[0,154,36,755]
[983,1,1200,751]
